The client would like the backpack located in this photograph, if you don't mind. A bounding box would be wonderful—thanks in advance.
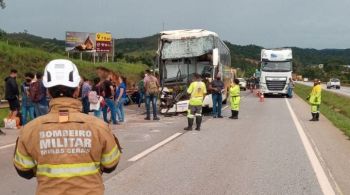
[88,91,99,104]
[147,79,159,95]
[29,81,43,103]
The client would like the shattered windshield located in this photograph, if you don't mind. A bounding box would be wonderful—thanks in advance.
[161,36,214,59]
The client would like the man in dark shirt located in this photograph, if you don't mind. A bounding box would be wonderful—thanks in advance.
[210,73,224,118]
[32,72,49,117]
[97,67,117,124]
[5,69,20,112]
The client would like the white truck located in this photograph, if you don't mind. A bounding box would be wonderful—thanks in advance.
[259,48,293,97]
[327,78,341,89]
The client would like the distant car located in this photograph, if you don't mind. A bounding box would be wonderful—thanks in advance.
[327,78,341,89]
[303,78,309,82]
[238,78,247,91]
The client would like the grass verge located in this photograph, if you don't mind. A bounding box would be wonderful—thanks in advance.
[0,41,148,98]
[0,108,9,127]
[294,83,350,137]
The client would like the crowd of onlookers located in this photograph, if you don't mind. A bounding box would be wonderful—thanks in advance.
[1,67,161,131]
[3,69,49,129]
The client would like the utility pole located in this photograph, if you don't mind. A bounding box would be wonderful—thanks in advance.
[112,38,115,62]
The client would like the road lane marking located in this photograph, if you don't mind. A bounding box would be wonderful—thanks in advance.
[0,143,16,150]
[285,99,336,195]
[128,132,183,162]
[223,105,229,110]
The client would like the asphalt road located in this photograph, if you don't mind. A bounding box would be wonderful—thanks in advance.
[105,93,324,195]
[298,81,350,97]
[1,92,350,194]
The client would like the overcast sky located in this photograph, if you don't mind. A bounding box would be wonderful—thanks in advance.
[1,0,350,49]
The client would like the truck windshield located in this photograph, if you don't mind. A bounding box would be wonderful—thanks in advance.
[261,61,292,72]
[331,78,340,82]
[161,36,214,59]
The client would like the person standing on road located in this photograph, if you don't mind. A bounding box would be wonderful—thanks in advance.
[90,77,103,117]
[229,79,241,119]
[81,77,92,114]
[5,69,20,112]
[137,73,145,108]
[307,79,322,121]
[30,72,49,117]
[21,72,35,125]
[97,67,118,124]
[115,76,127,123]
[287,78,295,98]
[184,73,207,131]
[144,69,160,120]
[210,73,224,118]
[13,59,121,195]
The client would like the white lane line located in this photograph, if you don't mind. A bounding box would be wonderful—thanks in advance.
[128,132,183,162]
[0,143,16,150]
[285,99,335,195]
[222,105,229,110]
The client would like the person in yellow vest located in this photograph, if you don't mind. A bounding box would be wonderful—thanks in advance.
[184,73,207,131]
[13,59,121,195]
[307,79,322,121]
[229,79,241,119]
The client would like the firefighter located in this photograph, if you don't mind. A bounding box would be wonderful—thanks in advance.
[229,79,241,119]
[307,79,322,121]
[13,59,121,195]
[184,73,207,131]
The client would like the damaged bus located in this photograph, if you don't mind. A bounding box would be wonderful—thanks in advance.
[157,29,234,115]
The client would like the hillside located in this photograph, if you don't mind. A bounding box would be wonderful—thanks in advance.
[116,35,350,81]
[1,29,349,83]
[0,41,148,98]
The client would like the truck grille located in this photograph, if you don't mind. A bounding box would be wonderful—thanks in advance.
[266,80,286,91]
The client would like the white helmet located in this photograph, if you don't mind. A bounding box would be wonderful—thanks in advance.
[43,59,81,88]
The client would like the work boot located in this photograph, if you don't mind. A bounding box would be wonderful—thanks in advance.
[184,118,194,131]
[315,113,320,121]
[195,116,202,131]
[229,110,234,119]
[144,116,151,120]
[233,111,239,119]
[309,113,317,121]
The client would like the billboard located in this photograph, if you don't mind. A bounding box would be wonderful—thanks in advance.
[65,31,112,53]
[96,32,112,53]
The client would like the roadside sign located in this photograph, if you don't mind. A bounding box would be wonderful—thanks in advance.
[96,32,112,53]
[65,32,96,52]
[65,31,113,53]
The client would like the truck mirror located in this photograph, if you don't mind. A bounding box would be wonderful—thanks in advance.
[213,48,219,66]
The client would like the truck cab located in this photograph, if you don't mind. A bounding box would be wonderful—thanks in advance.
[259,48,293,97]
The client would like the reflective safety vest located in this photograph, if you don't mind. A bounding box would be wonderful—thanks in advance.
[187,81,207,106]
[13,98,121,195]
[229,84,240,97]
[309,84,322,105]
[229,85,241,111]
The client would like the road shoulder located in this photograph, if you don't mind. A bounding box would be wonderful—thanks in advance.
[289,95,350,195]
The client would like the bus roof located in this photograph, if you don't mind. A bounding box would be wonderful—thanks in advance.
[160,29,219,40]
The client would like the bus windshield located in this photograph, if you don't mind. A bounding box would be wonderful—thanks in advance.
[261,61,292,72]
[163,63,212,83]
[161,36,214,59]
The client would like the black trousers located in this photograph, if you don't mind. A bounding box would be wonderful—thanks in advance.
[8,98,20,111]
